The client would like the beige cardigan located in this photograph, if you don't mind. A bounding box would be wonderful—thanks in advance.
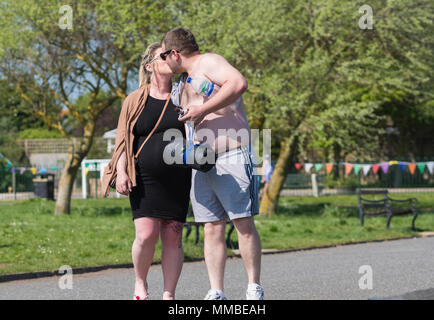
[101,85,150,197]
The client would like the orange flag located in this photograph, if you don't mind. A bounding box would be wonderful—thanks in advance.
[326,163,334,174]
[345,163,354,175]
[408,163,416,175]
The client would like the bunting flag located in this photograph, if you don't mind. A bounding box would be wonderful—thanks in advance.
[427,162,434,174]
[353,164,362,175]
[51,166,57,170]
[362,165,371,176]
[85,169,89,176]
[11,167,16,173]
[85,163,90,168]
[408,163,416,175]
[326,163,334,174]
[30,167,36,175]
[398,162,407,172]
[380,163,389,174]
[345,163,353,175]
[40,168,47,174]
[20,167,26,175]
[287,160,433,175]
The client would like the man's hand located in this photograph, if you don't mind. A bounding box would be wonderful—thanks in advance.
[178,105,206,126]
[116,171,132,196]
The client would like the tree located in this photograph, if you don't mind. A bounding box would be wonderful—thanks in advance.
[0,0,178,214]
[180,0,433,215]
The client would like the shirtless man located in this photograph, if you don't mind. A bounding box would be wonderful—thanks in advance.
[161,27,263,300]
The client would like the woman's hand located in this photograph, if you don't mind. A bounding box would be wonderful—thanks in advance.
[116,171,132,196]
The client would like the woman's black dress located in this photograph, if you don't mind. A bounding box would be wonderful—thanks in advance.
[129,95,191,222]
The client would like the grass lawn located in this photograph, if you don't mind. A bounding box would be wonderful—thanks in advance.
[0,193,433,276]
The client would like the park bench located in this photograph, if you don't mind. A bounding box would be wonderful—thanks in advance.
[356,189,418,230]
[183,209,236,249]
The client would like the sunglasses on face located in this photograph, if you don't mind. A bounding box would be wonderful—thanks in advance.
[160,48,180,61]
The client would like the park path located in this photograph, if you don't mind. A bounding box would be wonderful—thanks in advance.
[1,237,433,300]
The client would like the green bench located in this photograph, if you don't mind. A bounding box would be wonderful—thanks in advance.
[357,189,418,230]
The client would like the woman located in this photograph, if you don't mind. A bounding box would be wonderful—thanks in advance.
[111,43,191,300]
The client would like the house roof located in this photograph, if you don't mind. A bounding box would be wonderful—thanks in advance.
[103,129,117,139]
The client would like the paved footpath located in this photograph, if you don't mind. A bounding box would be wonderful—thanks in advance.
[1,237,433,300]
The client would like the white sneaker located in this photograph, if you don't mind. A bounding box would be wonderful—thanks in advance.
[204,289,227,300]
[246,283,264,300]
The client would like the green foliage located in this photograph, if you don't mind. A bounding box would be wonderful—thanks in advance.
[181,0,433,159]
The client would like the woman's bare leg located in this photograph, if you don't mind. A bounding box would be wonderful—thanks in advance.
[132,217,160,299]
[160,220,184,300]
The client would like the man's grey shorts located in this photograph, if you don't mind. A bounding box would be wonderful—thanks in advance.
[190,144,260,223]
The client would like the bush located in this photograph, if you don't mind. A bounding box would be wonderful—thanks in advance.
[326,176,359,189]
[18,128,63,139]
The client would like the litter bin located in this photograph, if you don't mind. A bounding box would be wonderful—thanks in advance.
[33,173,55,200]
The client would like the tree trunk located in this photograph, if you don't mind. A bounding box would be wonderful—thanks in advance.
[259,136,293,216]
[55,125,95,215]
[55,155,80,215]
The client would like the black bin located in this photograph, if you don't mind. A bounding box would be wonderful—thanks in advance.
[33,173,55,200]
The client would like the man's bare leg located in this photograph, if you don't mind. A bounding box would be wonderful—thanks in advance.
[232,216,261,285]
[203,220,227,292]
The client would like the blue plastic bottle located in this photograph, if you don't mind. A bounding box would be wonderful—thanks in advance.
[186,77,215,97]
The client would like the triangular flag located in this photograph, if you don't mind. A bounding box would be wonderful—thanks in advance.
[345,163,353,175]
[314,164,323,172]
[326,163,334,174]
[380,163,389,174]
[372,164,380,174]
[30,167,36,175]
[304,163,313,173]
[417,163,426,174]
[389,160,399,165]
[362,165,371,176]
[85,163,90,168]
[51,166,57,170]
[20,167,26,175]
[85,169,89,176]
[354,164,362,175]
[295,163,302,171]
[427,162,434,174]
[398,162,407,172]
[11,167,16,173]
[408,163,416,175]
[40,168,47,174]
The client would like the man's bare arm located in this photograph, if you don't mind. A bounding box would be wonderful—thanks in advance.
[178,53,247,124]
[199,53,248,115]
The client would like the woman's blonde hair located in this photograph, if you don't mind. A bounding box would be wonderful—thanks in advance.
[138,42,161,88]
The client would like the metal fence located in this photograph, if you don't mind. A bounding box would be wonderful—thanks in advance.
[282,162,434,196]
[0,164,121,201]
[1,159,433,200]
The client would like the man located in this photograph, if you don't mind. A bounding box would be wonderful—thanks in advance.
[161,27,264,300]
